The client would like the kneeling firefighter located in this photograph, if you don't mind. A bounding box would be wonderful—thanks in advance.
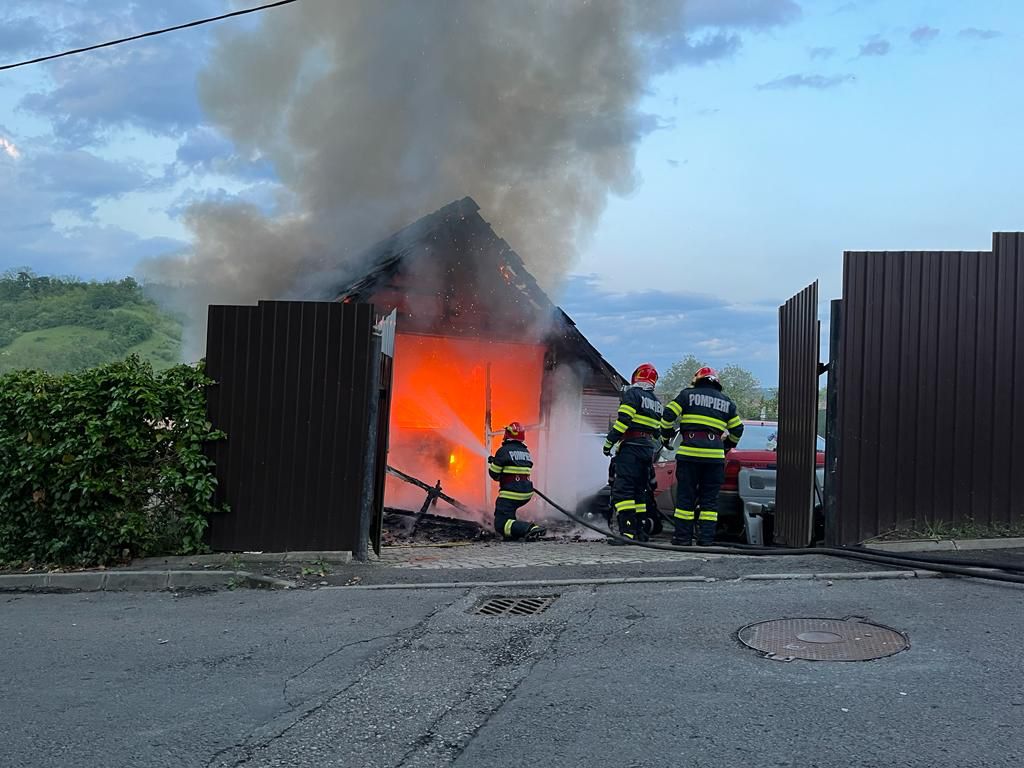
[488,422,546,541]
[603,363,664,543]
[660,366,744,546]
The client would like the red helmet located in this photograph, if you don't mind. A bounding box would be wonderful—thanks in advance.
[631,363,659,387]
[692,366,721,389]
[504,422,526,442]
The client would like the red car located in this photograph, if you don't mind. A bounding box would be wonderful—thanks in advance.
[652,421,825,537]
[581,421,825,540]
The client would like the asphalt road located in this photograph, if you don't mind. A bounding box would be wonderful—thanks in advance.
[2,578,1022,767]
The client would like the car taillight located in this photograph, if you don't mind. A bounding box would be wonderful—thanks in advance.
[725,459,740,484]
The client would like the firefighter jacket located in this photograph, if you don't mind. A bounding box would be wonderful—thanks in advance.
[488,439,534,502]
[660,384,744,462]
[604,384,665,453]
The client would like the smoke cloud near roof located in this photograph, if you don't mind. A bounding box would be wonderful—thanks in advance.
[140,0,694,357]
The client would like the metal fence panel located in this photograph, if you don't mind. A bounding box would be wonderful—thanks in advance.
[836,236,1024,544]
[369,310,397,557]
[206,301,377,553]
[776,282,820,547]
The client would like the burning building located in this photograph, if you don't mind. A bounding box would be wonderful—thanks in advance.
[334,197,625,520]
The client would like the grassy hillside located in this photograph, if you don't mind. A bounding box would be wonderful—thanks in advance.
[0,271,183,374]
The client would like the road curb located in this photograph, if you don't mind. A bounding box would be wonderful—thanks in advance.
[0,570,296,593]
[738,570,941,581]
[327,570,944,590]
[866,537,1024,553]
[131,551,352,567]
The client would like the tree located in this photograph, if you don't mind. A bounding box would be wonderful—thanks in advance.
[655,354,705,398]
[717,364,762,419]
[759,388,779,420]
[658,354,778,420]
[0,272,179,374]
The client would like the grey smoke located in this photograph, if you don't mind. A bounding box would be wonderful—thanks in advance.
[138,0,697,358]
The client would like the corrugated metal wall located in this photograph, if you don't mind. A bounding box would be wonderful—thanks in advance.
[205,301,377,553]
[775,282,821,547]
[581,389,619,434]
[835,234,1024,543]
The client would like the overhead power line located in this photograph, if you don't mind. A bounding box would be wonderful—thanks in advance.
[0,0,301,72]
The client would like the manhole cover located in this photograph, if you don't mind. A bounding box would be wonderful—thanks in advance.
[738,617,909,662]
[473,596,557,617]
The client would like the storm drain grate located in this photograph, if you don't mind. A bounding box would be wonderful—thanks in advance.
[738,617,909,662]
[473,596,557,617]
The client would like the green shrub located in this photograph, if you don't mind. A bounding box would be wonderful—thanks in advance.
[0,356,225,567]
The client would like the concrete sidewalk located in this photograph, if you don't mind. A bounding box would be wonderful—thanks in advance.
[5,538,1021,593]
[868,536,1024,553]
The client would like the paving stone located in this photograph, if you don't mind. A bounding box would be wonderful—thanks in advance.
[379,541,715,570]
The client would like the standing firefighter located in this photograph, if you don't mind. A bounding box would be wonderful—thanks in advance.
[488,423,546,541]
[603,364,664,543]
[660,366,744,546]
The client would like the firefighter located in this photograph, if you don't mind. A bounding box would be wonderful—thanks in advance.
[488,422,546,541]
[660,366,744,546]
[603,363,664,543]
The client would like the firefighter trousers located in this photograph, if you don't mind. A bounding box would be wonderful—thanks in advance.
[494,495,535,540]
[610,441,657,541]
[673,459,724,545]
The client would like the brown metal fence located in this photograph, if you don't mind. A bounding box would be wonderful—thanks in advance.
[775,282,821,547]
[205,300,380,553]
[834,234,1024,544]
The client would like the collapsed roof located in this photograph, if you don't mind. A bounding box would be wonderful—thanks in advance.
[334,197,625,390]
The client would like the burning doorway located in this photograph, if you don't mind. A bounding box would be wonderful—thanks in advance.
[335,197,625,525]
[387,333,546,510]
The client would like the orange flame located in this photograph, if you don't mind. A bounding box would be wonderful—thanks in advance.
[385,333,544,515]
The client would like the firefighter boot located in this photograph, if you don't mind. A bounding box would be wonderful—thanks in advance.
[608,510,637,545]
[671,520,694,546]
[525,525,546,541]
[633,502,652,542]
[697,520,717,547]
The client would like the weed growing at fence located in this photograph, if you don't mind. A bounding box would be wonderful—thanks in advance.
[0,356,225,567]
[872,517,1024,542]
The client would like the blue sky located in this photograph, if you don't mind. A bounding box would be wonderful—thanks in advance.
[2,1,1022,385]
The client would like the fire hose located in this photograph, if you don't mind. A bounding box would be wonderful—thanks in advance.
[531,488,1024,585]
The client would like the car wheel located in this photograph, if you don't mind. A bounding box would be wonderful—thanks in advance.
[576,489,611,524]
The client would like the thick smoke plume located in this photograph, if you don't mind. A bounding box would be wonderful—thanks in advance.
[140,0,692,356]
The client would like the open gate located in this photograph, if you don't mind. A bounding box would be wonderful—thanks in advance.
[775,282,822,547]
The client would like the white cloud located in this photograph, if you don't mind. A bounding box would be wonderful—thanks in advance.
[557,276,783,384]
[0,137,21,160]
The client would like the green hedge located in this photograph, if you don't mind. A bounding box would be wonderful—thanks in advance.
[0,357,224,567]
